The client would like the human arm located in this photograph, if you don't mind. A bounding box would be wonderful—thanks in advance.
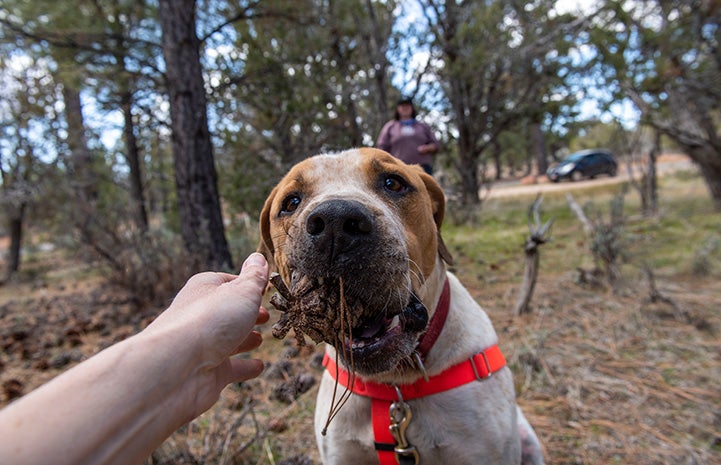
[418,143,439,155]
[0,253,270,465]
[418,122,440,155]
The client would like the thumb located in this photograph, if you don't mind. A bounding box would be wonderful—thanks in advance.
[232,253,269,291]
[211,253,268,317]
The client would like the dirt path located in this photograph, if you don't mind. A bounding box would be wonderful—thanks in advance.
[488,154,695,199]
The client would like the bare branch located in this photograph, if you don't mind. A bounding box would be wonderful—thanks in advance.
[565,193,594,236]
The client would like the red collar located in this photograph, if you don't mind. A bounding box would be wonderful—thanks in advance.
[321,277,507,465]
[322,276,507,399]
[322,344,506,401]
[415,278,450,360]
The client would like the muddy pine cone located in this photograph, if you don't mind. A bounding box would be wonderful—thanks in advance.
[268,272,342,346]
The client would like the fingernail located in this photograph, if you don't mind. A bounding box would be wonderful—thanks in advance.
[245,252,266,268]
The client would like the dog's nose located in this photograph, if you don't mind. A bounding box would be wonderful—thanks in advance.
[305,199,375,260]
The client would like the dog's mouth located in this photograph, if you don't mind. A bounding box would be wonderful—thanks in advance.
[269,272,428,375]
[342,293,427,356]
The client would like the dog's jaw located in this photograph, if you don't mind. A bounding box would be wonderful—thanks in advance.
[260,148,448,378]
[281,200,431,375]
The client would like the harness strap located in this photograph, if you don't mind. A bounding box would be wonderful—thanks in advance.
[323,345,507,465]
[372,399,396,465]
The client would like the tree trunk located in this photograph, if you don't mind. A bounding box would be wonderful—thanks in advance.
[531,121,548,175]
[158,0,233,271]
[362,0,389,131]
[687,144,721,211]
[6,203,26,279]
[328,16,363,147]
[455,144,481,206]
[643,129,659,216]
[513,245,539,317]
[121,90,149,231]
[61,83,97,204]
[492,140,502,181]
[523,123,533,176]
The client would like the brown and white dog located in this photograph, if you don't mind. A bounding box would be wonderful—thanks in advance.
[258,148,544,465]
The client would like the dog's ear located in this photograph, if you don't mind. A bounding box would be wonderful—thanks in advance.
[257,186,279,276]
[419,172,454,266]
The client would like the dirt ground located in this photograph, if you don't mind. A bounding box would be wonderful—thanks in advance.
[1,156,719,464]
[1,252,719,465]
[488,153,694,198]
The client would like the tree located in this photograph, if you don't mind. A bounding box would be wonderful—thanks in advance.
[419,0,588,205]
[1,0,161,233]
[210,0,397,167]
[158,0,233,270]
[593,0,721,209]
[616,124,660,216]
[201,0,397,217]
[0,56,60,279]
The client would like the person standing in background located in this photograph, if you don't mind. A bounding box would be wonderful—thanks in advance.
[376,97,440,175]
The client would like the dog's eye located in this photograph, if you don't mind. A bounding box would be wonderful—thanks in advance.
[383,175,410,194]
[280,194,301,214]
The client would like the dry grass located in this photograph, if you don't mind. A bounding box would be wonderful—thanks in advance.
[491,275,720,464]
[1,170,720,464]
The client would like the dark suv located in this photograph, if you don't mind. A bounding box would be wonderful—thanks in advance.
[546,149,618,182]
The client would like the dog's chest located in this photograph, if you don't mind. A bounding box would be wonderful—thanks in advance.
[316,369,521,465]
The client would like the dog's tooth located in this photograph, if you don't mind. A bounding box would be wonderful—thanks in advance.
[290,270,302,289]
[389,315,400,329]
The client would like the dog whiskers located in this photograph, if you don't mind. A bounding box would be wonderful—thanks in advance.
[407,258,426,288]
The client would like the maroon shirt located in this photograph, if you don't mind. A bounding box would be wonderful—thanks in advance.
[376,119,439,167]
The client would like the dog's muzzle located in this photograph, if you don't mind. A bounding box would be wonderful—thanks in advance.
[284,199,428,374]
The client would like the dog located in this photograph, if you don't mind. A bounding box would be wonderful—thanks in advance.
[258,148,544,465]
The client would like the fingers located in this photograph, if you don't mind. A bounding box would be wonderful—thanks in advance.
[233,306,270,353]
[233,331,263,354]
[226,358,265,384]
[256,307,270,325]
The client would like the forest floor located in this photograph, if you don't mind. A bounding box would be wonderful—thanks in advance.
[1,161,720,465]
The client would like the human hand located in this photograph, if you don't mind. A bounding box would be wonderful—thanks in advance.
[144,252,270,417]
[418,143,437,154]
[0,253,271,465]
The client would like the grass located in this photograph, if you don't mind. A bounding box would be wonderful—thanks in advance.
[444,173,721,290]
[1,170,719,465]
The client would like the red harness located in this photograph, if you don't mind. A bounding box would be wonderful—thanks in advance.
[322,279,507,465]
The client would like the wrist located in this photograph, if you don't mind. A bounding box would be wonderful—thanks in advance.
[134,320,228,423]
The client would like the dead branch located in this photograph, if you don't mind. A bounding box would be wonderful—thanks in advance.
[642,265,683,319]
[565,193,594,235]
[566,192,628,293]
[513,194,554,316]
